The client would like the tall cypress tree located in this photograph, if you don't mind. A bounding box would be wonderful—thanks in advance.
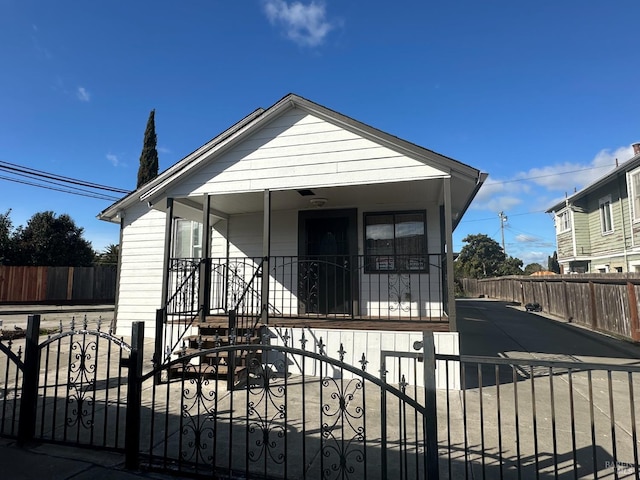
[137,109,159,188]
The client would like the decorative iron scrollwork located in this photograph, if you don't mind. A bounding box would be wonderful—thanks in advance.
[388,273,411,313]
[180,362,217,464]
[321,377,365,479]
[246,355,287,466]
[66,339,97,429]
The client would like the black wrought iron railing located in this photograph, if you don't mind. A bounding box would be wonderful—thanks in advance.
[211,254,446,321]
[155,258,202,367]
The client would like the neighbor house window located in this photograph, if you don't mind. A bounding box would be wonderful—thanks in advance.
[631,170,640,221]
[599,196,613,234]
[173,219,202,258]
[556,210,571,234]
[364,211,427,272]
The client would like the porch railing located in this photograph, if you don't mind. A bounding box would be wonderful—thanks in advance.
[155,258,202,367]
[207,254,446,322]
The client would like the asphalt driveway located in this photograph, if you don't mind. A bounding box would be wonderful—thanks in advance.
[456,298,640,364]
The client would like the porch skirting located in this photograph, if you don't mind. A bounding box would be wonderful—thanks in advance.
[266,326,460,390]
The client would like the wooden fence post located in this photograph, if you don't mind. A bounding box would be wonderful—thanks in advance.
[589,281,597,330]
[17,314,40,446]
[125,322,144,470]
[627,282,640,341]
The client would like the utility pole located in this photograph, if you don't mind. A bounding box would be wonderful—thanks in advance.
[499,211,508,255]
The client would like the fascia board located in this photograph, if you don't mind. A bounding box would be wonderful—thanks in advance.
[97,107,266,221]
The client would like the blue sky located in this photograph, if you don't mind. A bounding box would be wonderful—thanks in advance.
[1,0,639,266]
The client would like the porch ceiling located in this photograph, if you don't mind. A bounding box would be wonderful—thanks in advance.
[157,175,477,228]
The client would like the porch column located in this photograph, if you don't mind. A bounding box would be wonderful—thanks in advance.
[161,198,174,308]
[443,177,457,330]
[261,189,271,324]
[199,194,212,322]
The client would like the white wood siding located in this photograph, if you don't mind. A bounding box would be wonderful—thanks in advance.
[268,328,460,389]
[116,203,166,336]
[167,109,447,198]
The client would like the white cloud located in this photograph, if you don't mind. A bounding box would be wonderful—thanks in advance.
[262,0,335,46]
[519,251,548,266]
[470,178,527,212]
[106,153,120,167]
[76,86,90,102]
[471,144,634,214]
[520,145,632,193]
[515,234,537,243]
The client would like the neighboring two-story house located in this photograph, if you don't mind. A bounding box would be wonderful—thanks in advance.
[547,143,640,273]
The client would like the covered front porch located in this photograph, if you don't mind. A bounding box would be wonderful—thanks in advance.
[155,178,459,333]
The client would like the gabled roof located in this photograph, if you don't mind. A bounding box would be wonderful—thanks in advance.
[99,93,485,222]
[546,150,640,213]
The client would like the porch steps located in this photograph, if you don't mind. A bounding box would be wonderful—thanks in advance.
[168,324,262,382]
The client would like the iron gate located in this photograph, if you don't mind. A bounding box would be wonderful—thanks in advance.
[135,342,439,479]
[0,334,23,438]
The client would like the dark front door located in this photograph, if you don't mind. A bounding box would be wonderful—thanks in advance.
[298,209,357,315]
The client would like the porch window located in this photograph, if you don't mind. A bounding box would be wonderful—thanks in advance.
[173,219,202,258]
[364,211,427,272]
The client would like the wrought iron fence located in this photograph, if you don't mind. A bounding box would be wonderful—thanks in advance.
[435,353,640,480]
[3,314,640,479]
[0,338,22,438]
[137,342,437,479]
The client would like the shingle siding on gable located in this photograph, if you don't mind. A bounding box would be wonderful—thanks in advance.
[165,108,447,198]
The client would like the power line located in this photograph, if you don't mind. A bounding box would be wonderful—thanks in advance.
[0,159,130,201]
[0,174,121,201]
[483,163,616,187]
[0,160,130,194]
[0,168,122,200]
[461,210,547,223]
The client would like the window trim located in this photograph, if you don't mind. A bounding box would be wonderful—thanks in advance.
[556,209,572,234]
[599,195,614,235]
[630,168,640,223]
[363,210,428,274]
[172,218,203,259]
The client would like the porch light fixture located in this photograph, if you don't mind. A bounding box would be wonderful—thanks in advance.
[309,197,327,208]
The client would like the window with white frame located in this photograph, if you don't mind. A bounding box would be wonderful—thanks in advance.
[173,219,202,258]
[631,169,640,221]
[599,196,613,234]
[556,209,571,234]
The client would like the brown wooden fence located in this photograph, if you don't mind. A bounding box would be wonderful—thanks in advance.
[0,265,116,303]
[460,274,640,343]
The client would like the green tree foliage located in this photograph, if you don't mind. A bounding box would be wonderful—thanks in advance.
[0,209,14,264]
[95,243,119,265]
[548,251,561,274]
[499,256,524,276]
[455,234,507,278]
[11,211,95,266]
[137,109,159,188]
[524,262,544,275]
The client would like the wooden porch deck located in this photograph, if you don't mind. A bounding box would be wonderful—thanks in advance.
[202,315,450,332]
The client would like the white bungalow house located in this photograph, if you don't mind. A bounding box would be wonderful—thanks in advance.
[98,94,486,386]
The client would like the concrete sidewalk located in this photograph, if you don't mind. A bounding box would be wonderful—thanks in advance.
[0,304,115,334]
[0,438,183,480]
